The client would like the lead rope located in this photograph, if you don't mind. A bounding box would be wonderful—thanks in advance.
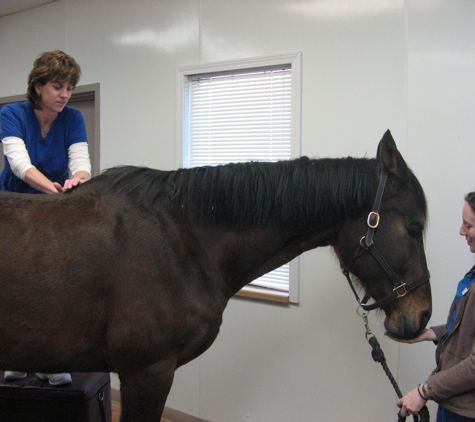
[357,307,430,422]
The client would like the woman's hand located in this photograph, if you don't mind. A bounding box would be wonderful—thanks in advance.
[53,175,87,193]
[397,386,427,418]
[62,176,86,191]
[53,182,65,193]
[386,328,437,344]
[61,171,90,191]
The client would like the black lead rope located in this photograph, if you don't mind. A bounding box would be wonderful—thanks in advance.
[358,308,430,422]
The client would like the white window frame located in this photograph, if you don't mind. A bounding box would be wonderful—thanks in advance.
[175,52,302,304]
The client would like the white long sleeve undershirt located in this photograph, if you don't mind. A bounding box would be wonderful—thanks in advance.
[2,136,91,181]
[68,141,92,176]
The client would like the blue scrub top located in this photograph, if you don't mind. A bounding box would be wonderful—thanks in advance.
[0,101,87,193]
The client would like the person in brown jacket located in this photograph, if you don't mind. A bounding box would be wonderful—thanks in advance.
[392,191,475,421]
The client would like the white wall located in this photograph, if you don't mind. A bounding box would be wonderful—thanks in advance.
[1,1,474,421]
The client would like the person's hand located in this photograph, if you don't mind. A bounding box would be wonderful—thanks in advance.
[62,176,87,191]
[385,328,437,344]
[397,386,427,418]
[52,182,65,193]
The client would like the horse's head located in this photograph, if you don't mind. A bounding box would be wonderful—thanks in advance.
[334,130,431,340]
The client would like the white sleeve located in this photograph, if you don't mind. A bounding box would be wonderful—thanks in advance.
[1,136,35,181]
[68,142,91,176]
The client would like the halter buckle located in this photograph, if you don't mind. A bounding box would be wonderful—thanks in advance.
[367,211,380,229]
[393,283,408,298]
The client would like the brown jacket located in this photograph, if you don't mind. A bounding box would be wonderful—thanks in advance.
[426,280,475,418]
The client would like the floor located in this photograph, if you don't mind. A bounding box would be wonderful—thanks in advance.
[111,401,168,422]
[111,401,121,422]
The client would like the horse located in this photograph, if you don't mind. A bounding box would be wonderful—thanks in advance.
[0,130,430,421]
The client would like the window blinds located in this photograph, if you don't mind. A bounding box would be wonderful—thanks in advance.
[185,66,292,292]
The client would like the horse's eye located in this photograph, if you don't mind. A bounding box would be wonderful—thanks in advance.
[407,224,423,239]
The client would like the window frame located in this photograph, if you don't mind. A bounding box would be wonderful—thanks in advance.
[175,52,302,304]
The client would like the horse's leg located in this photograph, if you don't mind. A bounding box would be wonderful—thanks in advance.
[118,360,176,422]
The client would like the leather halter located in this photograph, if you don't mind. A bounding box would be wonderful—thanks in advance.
[341,166,430,311]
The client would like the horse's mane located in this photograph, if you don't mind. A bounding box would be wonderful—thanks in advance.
[94,157,396,230]
[92,156,427,231]
[170,157,380,230]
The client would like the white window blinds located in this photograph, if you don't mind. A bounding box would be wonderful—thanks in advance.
[185,67,292,167]
[184,66,292,292]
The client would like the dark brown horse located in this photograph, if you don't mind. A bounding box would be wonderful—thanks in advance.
[0,130,430,421]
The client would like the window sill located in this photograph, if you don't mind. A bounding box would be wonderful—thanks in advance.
[235,285,289,304]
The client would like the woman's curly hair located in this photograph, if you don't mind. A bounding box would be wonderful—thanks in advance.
[27,50,81,109]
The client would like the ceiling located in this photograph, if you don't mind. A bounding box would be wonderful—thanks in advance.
[0,0,58,18]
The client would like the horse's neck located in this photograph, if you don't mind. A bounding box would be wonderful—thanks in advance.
[193,221,337,297]
[172,157,376,296]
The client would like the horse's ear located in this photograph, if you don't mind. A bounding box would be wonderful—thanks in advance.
[377,129,408,177]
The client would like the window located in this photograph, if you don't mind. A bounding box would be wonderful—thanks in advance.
[176,53,301,303]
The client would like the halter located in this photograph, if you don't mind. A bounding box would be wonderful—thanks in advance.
[341,166,430,311]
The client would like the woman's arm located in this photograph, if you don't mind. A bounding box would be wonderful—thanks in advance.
[2,136,35,181]
[390,328,437,417]
[63,142,91,190]
[3,136,61,194]
[24,167,62,194]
